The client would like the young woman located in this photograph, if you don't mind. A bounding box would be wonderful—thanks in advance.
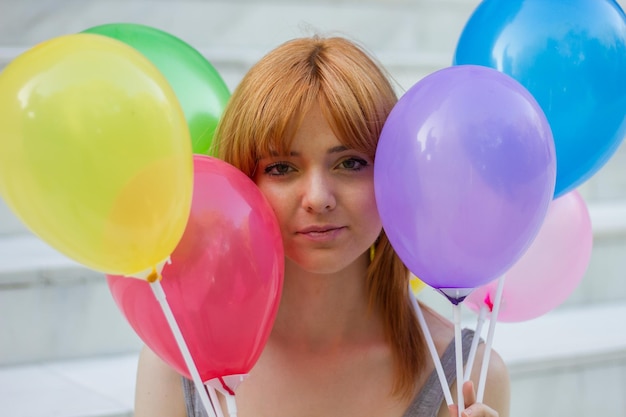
[134,35,510,417]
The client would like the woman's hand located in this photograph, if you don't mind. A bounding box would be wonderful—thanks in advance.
[448,381,499,417]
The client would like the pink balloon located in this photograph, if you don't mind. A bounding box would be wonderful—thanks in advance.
[107,155,284,384]
[465,190,592,322]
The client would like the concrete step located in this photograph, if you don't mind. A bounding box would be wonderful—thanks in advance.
[496,302,626,417]
[0,0,483,93]
[0,0,483,56]
[0,302,624,417]
[2,0,625,93]
[0,353,137,417]
[0,233,142,366]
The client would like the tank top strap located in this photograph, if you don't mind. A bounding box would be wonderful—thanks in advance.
[402,328,478,417]
[182,376,211,417]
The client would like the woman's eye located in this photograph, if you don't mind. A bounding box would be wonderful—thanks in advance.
[264,162,293,176]
[339,157,368,171]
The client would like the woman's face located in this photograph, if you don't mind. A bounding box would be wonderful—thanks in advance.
[253,104,382,274]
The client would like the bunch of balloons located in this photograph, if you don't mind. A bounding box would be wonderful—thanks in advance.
[375,2,625,408]
[455,0,625,320]
[376,0,626,317]
[0,24,283,404]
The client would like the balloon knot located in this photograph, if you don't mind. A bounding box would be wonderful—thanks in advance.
[146,267,161,283]
[218,376,236,396]
[484,292,494,312]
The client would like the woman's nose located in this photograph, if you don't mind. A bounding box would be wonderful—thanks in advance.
[301,170,336,213]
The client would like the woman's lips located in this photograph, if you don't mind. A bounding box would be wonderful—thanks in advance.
[297,225,345,241]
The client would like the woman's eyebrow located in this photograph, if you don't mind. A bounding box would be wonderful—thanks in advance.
[268,145,349,158]
[328,145,349,154]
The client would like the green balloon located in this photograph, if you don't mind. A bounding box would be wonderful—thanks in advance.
[83,23,231,155]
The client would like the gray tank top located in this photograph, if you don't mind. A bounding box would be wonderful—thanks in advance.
[182,328,476,417]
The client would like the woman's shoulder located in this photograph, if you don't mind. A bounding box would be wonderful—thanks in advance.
[418,302,455,354]
[468,342,510,413]
[134,345,188,417]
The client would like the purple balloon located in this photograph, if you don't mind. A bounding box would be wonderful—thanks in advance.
[374,65,556,294]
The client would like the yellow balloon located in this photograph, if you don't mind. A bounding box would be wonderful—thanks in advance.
[410,274,426,296]
[0,34,193,276]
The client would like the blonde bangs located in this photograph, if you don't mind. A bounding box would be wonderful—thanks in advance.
[214,45,322,176]
[252,81,320,164]
[316,39,396,159]
[215,36,396,176]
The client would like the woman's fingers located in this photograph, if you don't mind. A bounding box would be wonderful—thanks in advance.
[463,380,477,408]
[447,381,499,417]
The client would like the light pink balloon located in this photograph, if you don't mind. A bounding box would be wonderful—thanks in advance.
[465,190,592,322]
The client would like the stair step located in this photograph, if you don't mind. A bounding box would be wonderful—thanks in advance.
[495,303,626,416]
[0,302,624,417]
[0,0,484,96]
[493,303,626,375]
[0,234,142,366]
[0,354,137,417]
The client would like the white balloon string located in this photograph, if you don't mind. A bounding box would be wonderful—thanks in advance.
[476,275,506,403]
[410,290,454,406]
[453,303,464,417]
[225,394,238,417]
[207,386,225,417]
[150,281,218,417]
[464,305,486,382]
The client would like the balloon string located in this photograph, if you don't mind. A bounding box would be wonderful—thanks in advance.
[409,289,453,406]
[150,280,218,417]
[207,386,226,417]
[453,303,464,417]
[476,275,506,403]
[206,378,238,417]
[225,393,238,417]
[464,305,486,382]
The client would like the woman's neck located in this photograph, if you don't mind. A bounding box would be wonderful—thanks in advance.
[270,254,384,351]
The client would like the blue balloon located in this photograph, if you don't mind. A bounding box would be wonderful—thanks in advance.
[454,0,626,197]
